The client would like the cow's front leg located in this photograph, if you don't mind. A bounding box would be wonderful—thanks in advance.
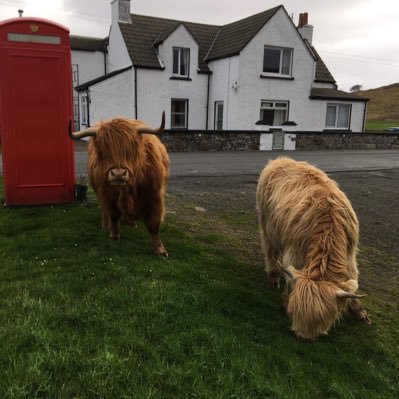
[108,207,122,240]
[144,213,167,256]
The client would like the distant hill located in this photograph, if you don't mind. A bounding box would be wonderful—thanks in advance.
[356,83,399,120]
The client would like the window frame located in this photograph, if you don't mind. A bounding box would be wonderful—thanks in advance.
[325,103,352,129]
[214,101,224,130]
[172,47,190,78]
[262,45,293,77]
[171,98,189,129]
[81,95,88,126]
[259,100,289,126]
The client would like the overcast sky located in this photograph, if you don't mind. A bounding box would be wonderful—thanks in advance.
[1,0,398,91]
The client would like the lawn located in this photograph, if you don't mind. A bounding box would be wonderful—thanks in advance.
[0,179,398,399]
[365,120,399,131]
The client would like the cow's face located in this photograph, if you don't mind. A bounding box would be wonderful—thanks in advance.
[284,266,362,340]
[287,278,340,340]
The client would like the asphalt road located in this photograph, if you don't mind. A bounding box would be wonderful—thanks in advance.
[1,149,399,177]
[75,149,399,176]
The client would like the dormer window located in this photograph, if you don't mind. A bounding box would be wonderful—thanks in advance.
[173,47,190,77]
[262,46,293,77]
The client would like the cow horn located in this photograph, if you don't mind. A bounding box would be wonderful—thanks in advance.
[68,119,98,140]
[137,111,165,135]
[336,290,366,299]
[282,265,299,281]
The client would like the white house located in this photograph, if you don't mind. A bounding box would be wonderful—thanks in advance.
[72,0,368,132]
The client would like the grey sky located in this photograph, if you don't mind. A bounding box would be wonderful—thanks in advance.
[1,0,398,91]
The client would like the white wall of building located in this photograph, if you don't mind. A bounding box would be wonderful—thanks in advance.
[137,24,209,129]
[207,56,239,130]
[78,68,135,129]
[228,7,316,130]
[107,23,132,72]
[71,50,105,87]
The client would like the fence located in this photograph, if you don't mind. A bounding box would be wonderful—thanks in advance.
[161,130,399,152]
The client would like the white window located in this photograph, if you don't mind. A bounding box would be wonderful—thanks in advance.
[81,96,88,126]
[172,47,190,77]
[263,46,293,76]
[260,100,288,126]
[171,99,188,129]
[214,101,224,130]
[326,103,351,129]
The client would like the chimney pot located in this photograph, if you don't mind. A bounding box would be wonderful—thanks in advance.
[18,9,23,18]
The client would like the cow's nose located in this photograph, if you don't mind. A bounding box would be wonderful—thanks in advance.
[110,168,128,179]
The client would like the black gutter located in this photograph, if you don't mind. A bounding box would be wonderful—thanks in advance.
[86,88,91,127]
[134,67,138,119]
[362,101,368,132]
[206,73,210,130]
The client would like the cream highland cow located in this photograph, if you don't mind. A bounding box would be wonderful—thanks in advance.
[256,157,370,340]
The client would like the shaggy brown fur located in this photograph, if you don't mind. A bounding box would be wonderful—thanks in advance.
[256,157,370,340]
[84,117,169,255]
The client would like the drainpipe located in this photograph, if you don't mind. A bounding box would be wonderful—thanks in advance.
[205,73,210,130]
[134,67,138,119]
[362,101,368,132]
[86,88,91,127]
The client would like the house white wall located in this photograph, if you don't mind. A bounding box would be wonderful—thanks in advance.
[71,50,106,87]
[107,23,132,72]
[307,100,366,131]
[78,68,135,129]
[208,56,239,130]
[137,24,208,129]
[209,7,316,131]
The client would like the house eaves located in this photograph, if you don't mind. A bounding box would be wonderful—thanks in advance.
[70,35,108,52]
[75,66,132,91]
[310,88,369,102]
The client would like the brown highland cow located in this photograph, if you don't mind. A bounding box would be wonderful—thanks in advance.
[256,157,370,340]
[69,112,169,256]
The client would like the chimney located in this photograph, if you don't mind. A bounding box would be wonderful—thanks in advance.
[297,12,313,44]
[111,0,132,24]
[18,9,23,18]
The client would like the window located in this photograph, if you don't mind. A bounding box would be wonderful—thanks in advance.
[171,99,188,129]
[263,46,293,76]
[173,47,190,77]
[81,95,88,126]
[214,101,224,130]
[260,100,288,126]
[326,103,351,129]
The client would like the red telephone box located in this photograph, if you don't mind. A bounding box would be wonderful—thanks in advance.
[0,17,74,206]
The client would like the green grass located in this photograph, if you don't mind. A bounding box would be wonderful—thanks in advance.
[365,120,399,131]
[0,180,398,398]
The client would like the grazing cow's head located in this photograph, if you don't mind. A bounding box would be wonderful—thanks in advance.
[69,113,165,186]
[283,265,364,340]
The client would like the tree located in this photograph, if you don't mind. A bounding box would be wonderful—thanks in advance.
[350,84,363,92]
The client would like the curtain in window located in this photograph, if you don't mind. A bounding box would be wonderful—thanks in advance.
[326,105,336,127]
[281,49,291,75]
[180,49,188,76]
[337,105,350,128]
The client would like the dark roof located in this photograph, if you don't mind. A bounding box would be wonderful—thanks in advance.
[206,6,282,61]
[310,45,336,84]
[70,35,107,52]
[75,66,132,91]
[119,15,219,72]
[310,88,369,102]
[120,7,334,83]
